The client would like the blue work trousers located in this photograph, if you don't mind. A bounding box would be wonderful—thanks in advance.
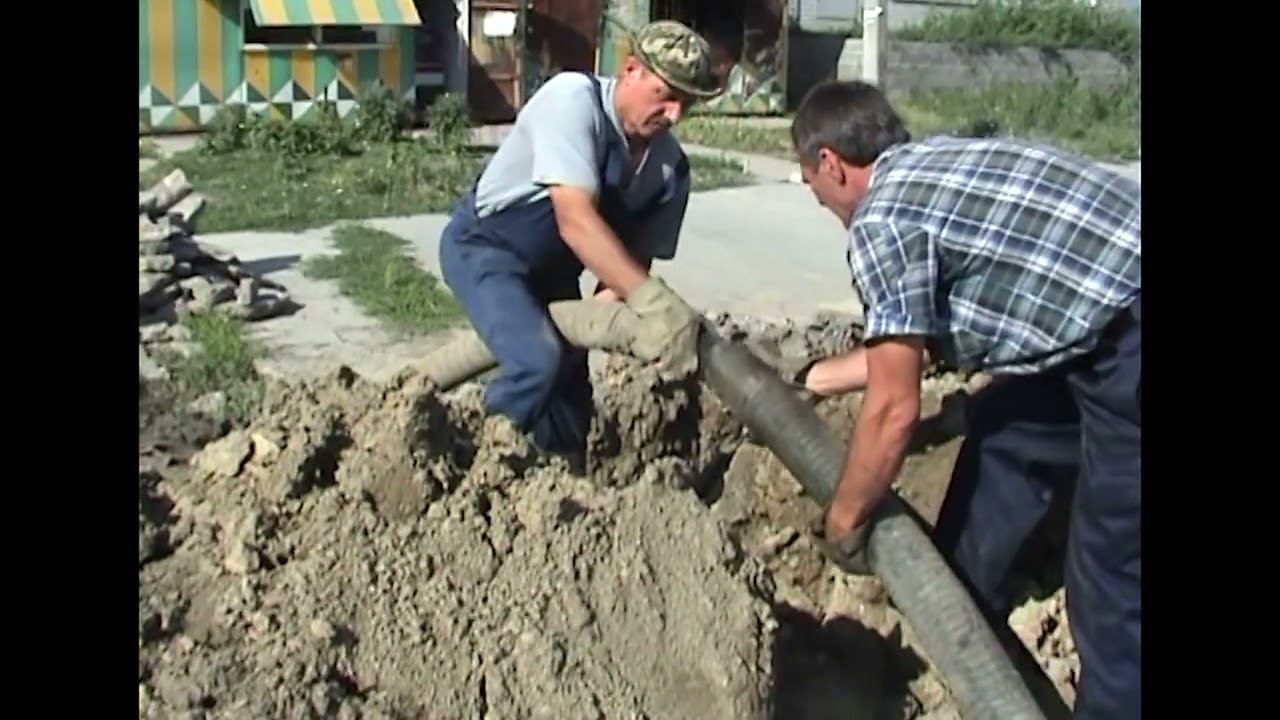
[933,297,1141,719]
[438,198,594,454]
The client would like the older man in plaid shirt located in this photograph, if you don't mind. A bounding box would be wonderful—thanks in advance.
[785,81,1140,718]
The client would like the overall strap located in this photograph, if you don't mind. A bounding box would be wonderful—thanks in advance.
[581,72,620,180]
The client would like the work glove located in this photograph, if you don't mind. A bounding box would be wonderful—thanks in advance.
[625,276,701,381]
[909,389,971,452]
[811,520,872,575]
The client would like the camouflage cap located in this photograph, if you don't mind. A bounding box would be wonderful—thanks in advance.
[629,20,722,99]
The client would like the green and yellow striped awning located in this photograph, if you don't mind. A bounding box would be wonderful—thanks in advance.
[247,0,422,26]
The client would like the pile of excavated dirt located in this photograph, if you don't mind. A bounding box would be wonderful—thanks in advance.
[138,316,1076,719]
[140,364,777,719]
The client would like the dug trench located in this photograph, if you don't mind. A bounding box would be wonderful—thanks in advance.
[138,315,1077,719]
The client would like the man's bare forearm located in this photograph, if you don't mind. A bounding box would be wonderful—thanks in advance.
[828,393,917,532]
[551,187,648,297]
[807,346,931,396]
[807,348,869,395]
[824,337,924,538]
[563,212,648,295]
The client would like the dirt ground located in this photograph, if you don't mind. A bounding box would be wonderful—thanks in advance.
[138,316,1077,719]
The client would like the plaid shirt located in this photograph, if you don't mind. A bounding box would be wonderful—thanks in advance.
[847,136,1141,374]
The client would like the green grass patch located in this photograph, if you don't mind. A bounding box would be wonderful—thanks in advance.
[896,75,1140,161]
[172,312,263,425]
[138,139,753,234]
[688,153,754,191]
[878,0,1140,62]
[139,139,161,159]
[676,118,794,158]
[304,224,463,335]
[140,141,486,233]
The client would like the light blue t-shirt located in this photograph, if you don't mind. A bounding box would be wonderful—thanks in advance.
[473,72,689,260]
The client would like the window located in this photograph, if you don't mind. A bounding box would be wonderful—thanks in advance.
[319,26,392,46]
[319,25,377,45]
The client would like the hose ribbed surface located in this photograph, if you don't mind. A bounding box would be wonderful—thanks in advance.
[417,302,1046,719]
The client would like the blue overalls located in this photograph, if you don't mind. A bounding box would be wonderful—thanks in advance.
[438,74,687,454]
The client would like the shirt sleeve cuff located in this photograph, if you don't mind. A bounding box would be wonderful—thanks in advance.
[532,175,599,195]
[864,308,934,340]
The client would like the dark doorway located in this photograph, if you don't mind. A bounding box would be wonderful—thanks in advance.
[526,0,603,77]
[412,0,453,121]
[469,0,524,122]
[651,0,747,81]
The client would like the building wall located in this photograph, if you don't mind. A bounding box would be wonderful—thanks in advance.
[140,0,417,133]
[240,43,414,121]
[835,38,1130,91]
[140,0,244,131]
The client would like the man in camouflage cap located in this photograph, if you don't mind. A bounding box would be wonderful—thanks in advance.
[436,19,722,455]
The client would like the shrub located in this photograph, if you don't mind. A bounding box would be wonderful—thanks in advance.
[350,81,412,143]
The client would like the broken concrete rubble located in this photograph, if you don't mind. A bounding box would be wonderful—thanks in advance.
[140,168,191,216]
[187,391,228,419]
[138,169,300,375]
[139,346,170,382]
[165,192,206,228]
[139,254,175,273]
